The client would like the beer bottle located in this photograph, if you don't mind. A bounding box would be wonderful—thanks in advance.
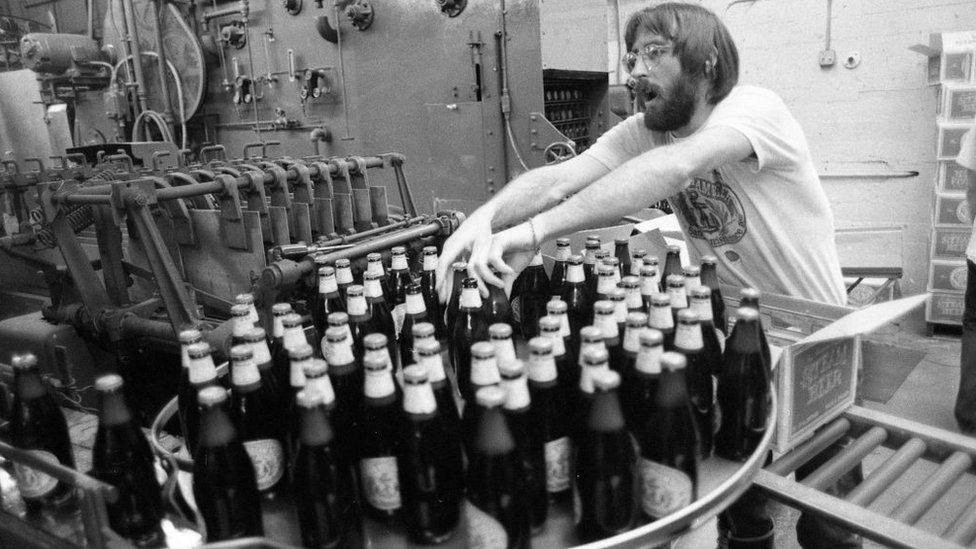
[461,342,501,453]
[546,299,578,368]
[287,344,312,455]
[181,342,220,455]
[699,255,727,335]
[576,346,611,442]
[192,386,263,540]
[358,354,402,521]
[622,330,663,434]
[334,258,355,307]
[660,245,683,293]
[466,386,531,549]
[619,275,643,313]
[578,326,607,373]
[410,322,438,364]
[637,352,698,523]
[322,326,363,462]
[648,293,676,352]
[715,308,771,461]
[500,360,548,531]
[483,275,515,328]
[230,303,254,348]
[177,329,204,455]
[561,254,593,352]
[228,346,287,497]
[91,374,164,544]
[620,311,649,379]
[10,353,77,513]
[302,357,337,417]
[603,256,622,285]
[536,315,570,393]
[445,261,468,344]
[607,287,628,338]
[243,327,282,407]
[452,278,489,397]
[398,365,463,544]
[614,238,631,278]
[415,339,461,442]
[293,388,360,549]
[595,263,617,301]
[419,246,444,339]
[364,271,399,369]
[640,265,661,314]
[739,288,772,371]
[689,287,725,377]
[574,369,638,542]
[594,300,624,375]
[399,283,428,365]
[582,236,601,301]
[630,249,647,277]
[673,309,714,458]
[313,265,345,338]
[345,285,371,359]
[549,237,572,298]
[526,337,572,500]
[643,254,660,285]
[327,311,355,350]
[682,264,702,292]
[388,246,414,333]
[363,334,402,398]
[235,292,261,327]
[489,323,518,368]
[271,305,300,392]
[511,250,550,339]
[365,252,389,294]
[666,274,689,318]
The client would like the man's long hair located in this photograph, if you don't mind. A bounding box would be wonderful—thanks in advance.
[624,3,739,104]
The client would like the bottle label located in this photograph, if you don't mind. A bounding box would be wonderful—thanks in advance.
[465,500,509,549]
[243,439,285,491]
[14,450,60,499]
[510,296,522,323]
[640,459,693,518]
[393,304,406,336]
[545,437,571,492]
[361,456,401,510]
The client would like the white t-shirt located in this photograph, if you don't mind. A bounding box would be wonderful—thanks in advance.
[956,128,976,262]
[582,85,847,306]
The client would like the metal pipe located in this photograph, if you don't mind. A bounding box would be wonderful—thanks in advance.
[119,314,178,340]
[120,0,150,114]
[845,405,976,465]
[800,426,887,490]
[890,451,972,525]
[766,418,851,476]
[0,440,118,501]
[334,2,351,139]
[149,0,174,124]
[944,491,976,545]
[845,438,926,506]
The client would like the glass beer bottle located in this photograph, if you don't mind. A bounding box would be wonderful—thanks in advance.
[715,308,771,461]
[229,346,287,497]
[526,337,572,501]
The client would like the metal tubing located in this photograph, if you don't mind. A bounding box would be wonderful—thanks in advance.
[767,418,851,476]
[845,438,926,507]
[0,441,118,501]
[801,426,887,490]
[944,491,976,545]
[120,0,149,114]
[119,314,178,340]
[50,215,114,316]
[149,0,173,122]
[846,405,976,467]
[890,451,972,525]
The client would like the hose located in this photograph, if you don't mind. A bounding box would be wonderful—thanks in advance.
[115,51,188,149]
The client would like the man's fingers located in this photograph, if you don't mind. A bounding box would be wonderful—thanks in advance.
[488,254,514,276]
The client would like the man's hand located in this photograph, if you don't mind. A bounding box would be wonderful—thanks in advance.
[471,223,536,289]
[436,209,493,303]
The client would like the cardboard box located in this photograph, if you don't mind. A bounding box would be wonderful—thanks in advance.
[932,226,971,259]
[938,160,976,193]
[934,192,972,226]
[937,123,972,160]
[943,84,976,121]
[910,31,976,85]
[927,290,965,325]
[928,258,968,293]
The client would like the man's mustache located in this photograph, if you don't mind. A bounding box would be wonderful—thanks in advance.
[627,76,662,98]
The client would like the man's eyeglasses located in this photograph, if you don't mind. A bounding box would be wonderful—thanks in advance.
[622,44,673,73]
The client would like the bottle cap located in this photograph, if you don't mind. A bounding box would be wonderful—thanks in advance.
[538,316,561,333]
[626,312,649,327]
[567,254,584,265]
[735,307,760,322]
[282,313,303,328]
[475,386,506,407]
[597,264,615,276]
[230,304,250,318]
[179,329,203,344]
[363,355,387,372]
[632,249,647,258]
[318,265,335,277]
[640,265,658,277]
[364,271,381,281]
[461,277,479,289]
[644,255,659,266]
[701,255,717,265]
[327,312,349,326]
[406,283,422,295]
[471,341,495,359]
[423,246,438,255]
[607,288,626,301]
[235,293,255,305]
[556,237,571,246]
[391,246,406,255]
[324,326,347,343]
[303,358,328,378]
[660,352,687,372]
[296,388,324,409]
[666,244,681,253]
[313,254,329,265]
[580,326,603,343]
[272,302,293,316]
[594,300,615,314]
[198,386,227,406]
[741,287,761,304]
[592,369,621,391]
[230,345,254,361]
[603,257,620,267]
[640,329,664,347]
[582,347,609,366]
[289,343,314,361]
[336,258,350,268]
[676,309,699,325]
[363,333,388,350]
[666,274,685,288]
[415,339,442,356]
[403,365,428,385]
[546,300,567,314]
[346,285,364,297]
[498,360,525,380]
[585,237,600,248]
[244,327,267,343]
[690,286,712,299]
[452,261,468,272]
[528,337,553,355]
[619,276,639,289]
[488,323,513,339]
[682,265,700,277]
[367,252,382,262]
[95,373,123,392]
[651,293,671,306]
[187,342,212,359]
[614,237,628,245]
[11,353,37,369]
[412,322,436,338]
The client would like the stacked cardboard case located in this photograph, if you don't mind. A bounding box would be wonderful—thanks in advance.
[926,35,976,326]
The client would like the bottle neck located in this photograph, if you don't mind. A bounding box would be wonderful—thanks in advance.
[246,305,259,326]
[364,279,385,299]
[625,286,643,309]
[189,356,218,385]
[578,342,606,367]
[556,313,571,338]
[658,369,689,406]
[623,325,642,353]
[422,254,438,272]
[459,287,482,308]
[635,344,663,375]
[365,348,392,372]
[291,357,310,387]
[233,315,251,337]
[501,375,531,410]
[579,362,610,394]
[99,391,132,427]
[641,273,659,295]
[406,292,426,315]
[325,340,355,369]
[299,405,334,446]
[649,306,674,330]
[690,296,713,322]
[528,354,558,383]
[667,286,688,309]
[597,274,616,295]
[306,374,336,407]
[701,264,719,288]
[471,357,501,386]
[250,340,272,366]
[283,325,307,351]
[391,254,408,271]
[566,264,585,283]
[419,353,447,383]
[232,358,261,386]
[15,368,47,399]
[555,246,570,261]
[630,257,643,276]
[584,248,598,265]
[364,368,396,399]
[492,339,518,364]
[674,322,703,351]
[542,330,566,356]
[336,266,354,285]
[347,295,368,316]
[595,313,619,339]
[199,405,236,447]
[180,344,194,370]
[403,382,437,415]
[319,274,339,294]
[530,251,544,266]
[612,299,629,323]
[475,407,515,455]
[273,315,285,338]
[366,261,385,278]
[685,274,701,291]
[588,389,625,432]
[730,319,761,354]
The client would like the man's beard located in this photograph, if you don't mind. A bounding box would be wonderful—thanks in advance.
[641,73,698,132]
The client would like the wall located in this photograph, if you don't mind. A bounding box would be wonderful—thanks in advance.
[612,0,976,297]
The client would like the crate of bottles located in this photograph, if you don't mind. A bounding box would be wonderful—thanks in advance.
[928,258,969,293]
[931,227,971,259]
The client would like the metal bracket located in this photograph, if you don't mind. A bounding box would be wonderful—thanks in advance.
[380,152,417,217]
[347,156,375,231]
[329,158,355,234]
[200,144,228,163]
[311,161,336,237]
[214,174,250,250]
[286,160,314,243]
[242,170,272,241]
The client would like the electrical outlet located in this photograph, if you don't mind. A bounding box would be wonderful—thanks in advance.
[819,49,836,67]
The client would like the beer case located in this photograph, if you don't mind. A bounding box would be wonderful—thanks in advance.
[927,258,968,294]
[933,192,972,227]
[926,291,966,326]
[937,123,972,160]
[931,227,971,259]
[938,160,976,193]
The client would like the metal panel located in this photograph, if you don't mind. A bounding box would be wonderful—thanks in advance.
[539,0,608,71]
[424,102,487,206]
[178,209,266,304]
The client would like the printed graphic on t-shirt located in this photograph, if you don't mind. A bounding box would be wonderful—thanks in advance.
[671,171,746,247]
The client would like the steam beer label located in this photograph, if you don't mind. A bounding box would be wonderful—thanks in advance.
[13,450,60,499]
[510,296,522,324]
[544,437,571,492]
[393,304,406,337]
[361,456,401,510]
[640,459,693,517]
[243,439,285,491]
[465,500,508,549]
